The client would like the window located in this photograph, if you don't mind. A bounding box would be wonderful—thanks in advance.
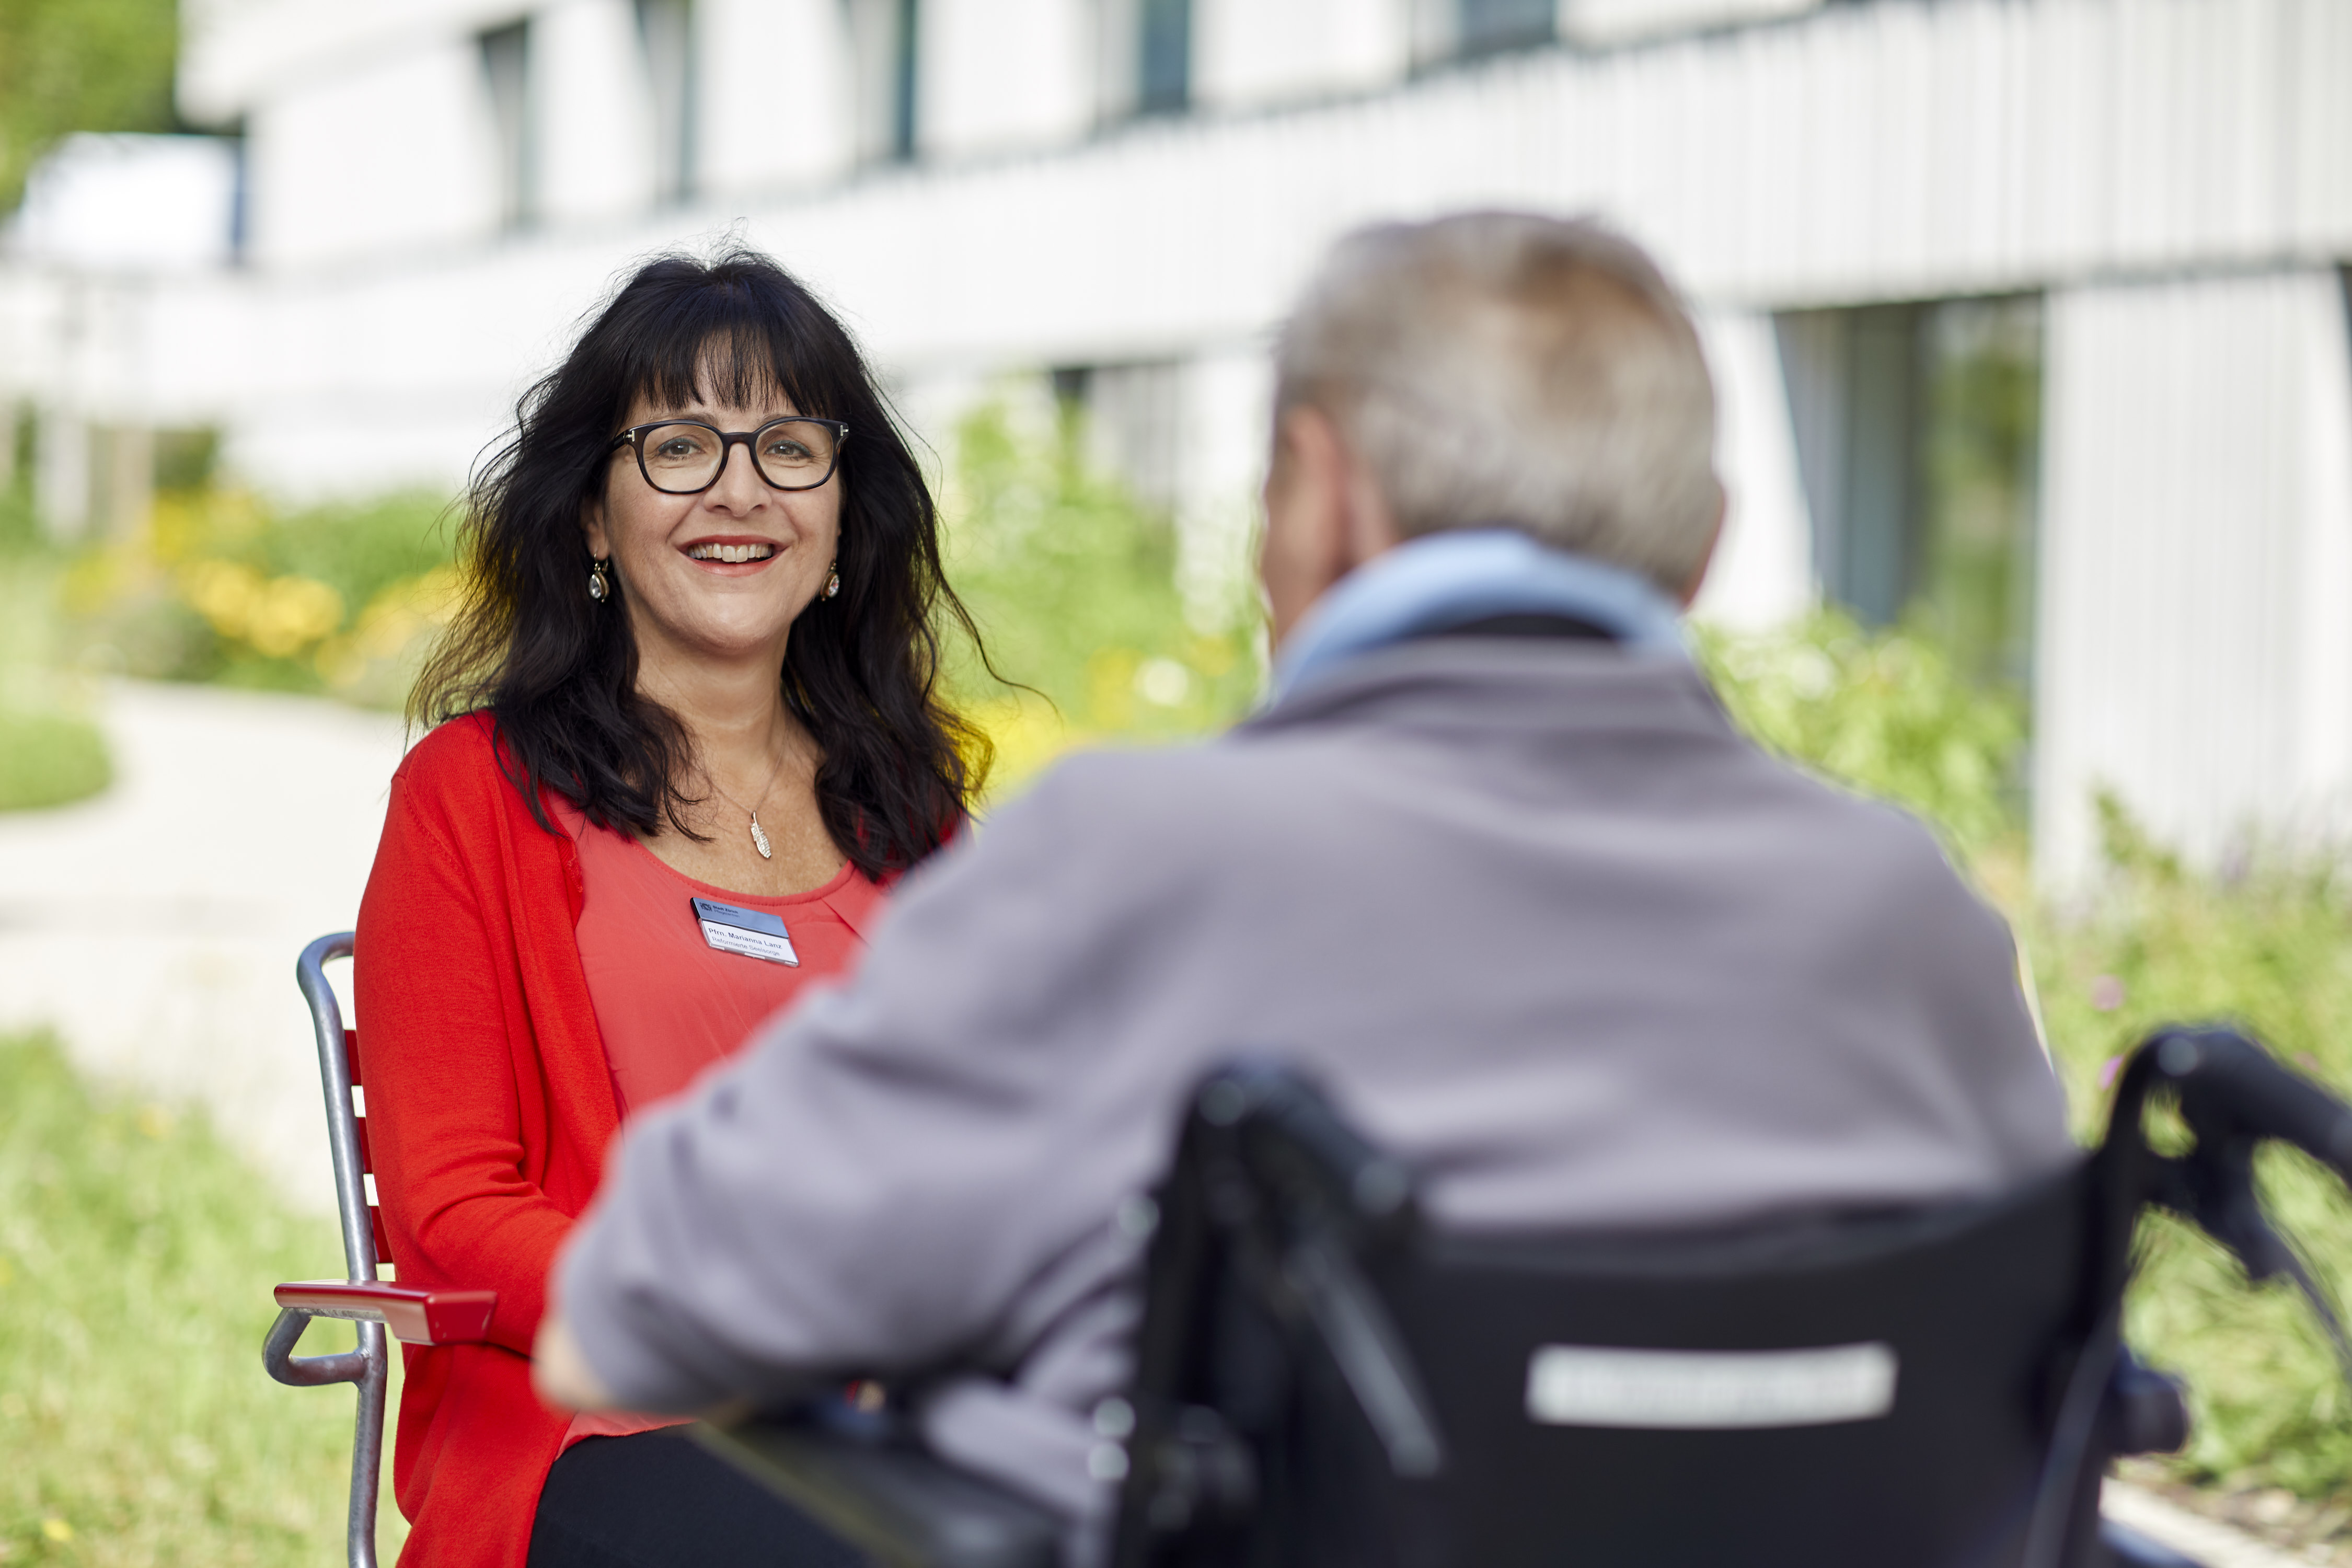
[848,0,920,163]
[1778,296,2045,696]
[1136,0,1192,117]
[1456,0,1557,60]
[225,118,250,264]
[889,0,919,160]
[1052,362,1183,517]
[479,20,535,230]
[1099,0,1192,124]
[635,0,695,204]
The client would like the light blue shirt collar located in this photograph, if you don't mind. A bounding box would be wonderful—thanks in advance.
[1271,528,1688,702]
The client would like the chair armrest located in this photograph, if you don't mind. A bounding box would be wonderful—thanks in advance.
[273,1281,498,1346]
[694,1417,1060,1568]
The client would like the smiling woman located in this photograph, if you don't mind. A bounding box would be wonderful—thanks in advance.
[353,250,989,1568]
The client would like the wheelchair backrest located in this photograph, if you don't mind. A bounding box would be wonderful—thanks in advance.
[1115,1064,2099,1568]
[1376,1171,2090,1568]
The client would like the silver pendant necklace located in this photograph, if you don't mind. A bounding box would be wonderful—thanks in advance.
[705,743,791,861]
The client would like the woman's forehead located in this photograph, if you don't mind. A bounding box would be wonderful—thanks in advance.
[623,385,803,422]
[625,332,805,419]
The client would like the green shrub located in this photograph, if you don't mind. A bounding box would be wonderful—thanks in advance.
[0,707,110,812]
[63,489,458,706]
[940,400,1262,794]
[1704,612,2352,1506]
[2026,808,2352,1499]
[0,1032,397,1566]
[1697,608,2025,861]
[0,0,178,211]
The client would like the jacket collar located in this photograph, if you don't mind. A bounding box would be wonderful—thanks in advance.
[1270,528,1688,702]
[1251,634,1732,744]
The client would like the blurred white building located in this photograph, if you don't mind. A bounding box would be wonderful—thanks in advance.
[3,0,2350,884]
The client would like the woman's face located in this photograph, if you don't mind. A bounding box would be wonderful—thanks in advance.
[583,384,843,672]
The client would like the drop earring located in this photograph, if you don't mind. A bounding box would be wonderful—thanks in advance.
[588,557,611,604]
[822,560,840,600]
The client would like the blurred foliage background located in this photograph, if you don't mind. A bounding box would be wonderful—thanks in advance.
[941,397,1261,795]
[0,0,181,210]
[1709,609,2352,1537]
[0,449,109,813]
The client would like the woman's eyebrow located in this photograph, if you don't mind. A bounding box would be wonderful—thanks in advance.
[632,403,803,423]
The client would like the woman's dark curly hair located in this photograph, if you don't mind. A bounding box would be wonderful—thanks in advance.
[411,248,988,878]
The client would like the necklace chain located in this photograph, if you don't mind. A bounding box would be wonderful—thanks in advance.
[703,740,792,860]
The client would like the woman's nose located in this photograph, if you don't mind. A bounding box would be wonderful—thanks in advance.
[704,440,769,510]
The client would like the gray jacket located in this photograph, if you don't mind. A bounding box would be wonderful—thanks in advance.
[558,639,2076,1545]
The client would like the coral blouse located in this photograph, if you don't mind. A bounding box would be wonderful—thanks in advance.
[549,799,890,1448]
[551,797,890,1115]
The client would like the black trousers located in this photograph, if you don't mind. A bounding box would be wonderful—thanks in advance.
[527,1429,867,1568]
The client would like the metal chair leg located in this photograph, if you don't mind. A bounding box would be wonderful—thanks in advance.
[262,1307,389,1568]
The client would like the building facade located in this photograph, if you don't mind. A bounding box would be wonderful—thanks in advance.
[4,0,2350,883]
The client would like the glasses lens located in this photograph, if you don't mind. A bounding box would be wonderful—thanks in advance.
[638,423,724,492]
[752,420,839,489]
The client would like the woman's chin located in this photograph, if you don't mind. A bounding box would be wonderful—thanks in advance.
[639,608,809,668]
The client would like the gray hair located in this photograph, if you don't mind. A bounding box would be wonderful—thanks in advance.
[1274,212,1721,595]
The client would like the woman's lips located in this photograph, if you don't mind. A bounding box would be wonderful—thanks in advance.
[679,539,780,576]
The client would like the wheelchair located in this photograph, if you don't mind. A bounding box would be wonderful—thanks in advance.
[701,1034,2352,1568]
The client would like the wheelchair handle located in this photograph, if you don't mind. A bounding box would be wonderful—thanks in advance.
[2127,1028,2352,1184]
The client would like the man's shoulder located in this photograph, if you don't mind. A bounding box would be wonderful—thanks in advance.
[979,740,1278,861]
[984,681,1976,921]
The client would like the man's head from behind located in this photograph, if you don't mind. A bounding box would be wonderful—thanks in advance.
[1261,212,1723,642]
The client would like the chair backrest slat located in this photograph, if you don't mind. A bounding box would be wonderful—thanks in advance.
[343,1028,397,1277]
[296,933,378,1285]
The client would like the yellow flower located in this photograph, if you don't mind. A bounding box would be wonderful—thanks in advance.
[40,1519,71,1543]
[183,559,266,640]
[966,696,1079,804]
[246,575,344,657]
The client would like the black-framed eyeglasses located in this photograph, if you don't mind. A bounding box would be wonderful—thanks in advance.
[608,417,850,494]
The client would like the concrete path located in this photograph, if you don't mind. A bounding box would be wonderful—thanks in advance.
[2105,1482,2313,1567]
[0,679,408,1216]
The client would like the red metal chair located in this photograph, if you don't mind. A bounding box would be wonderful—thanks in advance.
[263,932,496,1568]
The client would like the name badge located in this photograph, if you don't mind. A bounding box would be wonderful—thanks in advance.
[691,897,800,966]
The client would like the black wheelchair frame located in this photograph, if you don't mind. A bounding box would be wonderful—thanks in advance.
[698,1026,2352,1568]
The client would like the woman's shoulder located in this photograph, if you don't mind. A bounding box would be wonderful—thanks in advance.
[394,710,504,793]
[389,713,564,843]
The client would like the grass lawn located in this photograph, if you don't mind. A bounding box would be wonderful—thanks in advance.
[0,1032,401,1566]
[0,560,110,816]
[0,709,110,814]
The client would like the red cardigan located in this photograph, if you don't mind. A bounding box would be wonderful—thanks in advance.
[353,713,620,1568]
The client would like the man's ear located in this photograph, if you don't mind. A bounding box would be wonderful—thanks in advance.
[1676,484,1727,609]
[1276,406,1353,573]
[1340,452,1404,571]
[1260,406,1360,646]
